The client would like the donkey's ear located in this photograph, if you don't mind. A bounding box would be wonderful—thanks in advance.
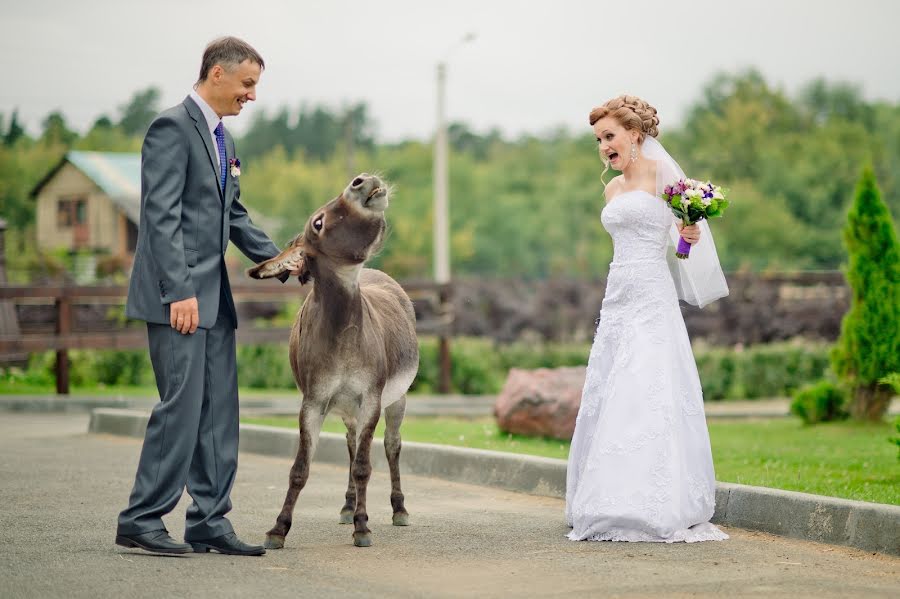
[247,237,307,282]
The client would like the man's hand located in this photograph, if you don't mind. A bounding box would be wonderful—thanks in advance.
[170,297,199,334]
[679,223,701,245]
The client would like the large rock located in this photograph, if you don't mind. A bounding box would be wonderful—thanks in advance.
[494,367,586,440]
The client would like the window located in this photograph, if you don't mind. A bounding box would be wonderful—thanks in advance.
[57,197,87,228]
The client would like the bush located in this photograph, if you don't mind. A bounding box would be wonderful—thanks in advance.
[410,337,439,393]
[236,344,296,390]
[739,344,832,399]
[790,380,848,424]
[91,350,153,386]
[694,341,831,401]
[1,338,835,399]
[831,167,900,420]
[695,349,737,400]
[880,374,900,459]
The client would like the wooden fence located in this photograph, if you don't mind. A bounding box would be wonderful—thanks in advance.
[0,280,453,394]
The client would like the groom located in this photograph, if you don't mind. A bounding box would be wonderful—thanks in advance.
[116,37,291,556]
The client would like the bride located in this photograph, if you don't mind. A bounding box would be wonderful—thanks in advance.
[565,95,730,543]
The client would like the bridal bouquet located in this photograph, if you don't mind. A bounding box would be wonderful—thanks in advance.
[662,179,729,259]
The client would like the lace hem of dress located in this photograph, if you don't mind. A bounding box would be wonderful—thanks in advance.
[566,522,728,544]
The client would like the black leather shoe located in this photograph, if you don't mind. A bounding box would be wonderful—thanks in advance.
[189,532,266,556]
[115,530,192,554]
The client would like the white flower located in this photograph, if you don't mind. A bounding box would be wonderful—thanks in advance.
[680,198,691,210]
[713,189,724,200]
[701,196,712,206]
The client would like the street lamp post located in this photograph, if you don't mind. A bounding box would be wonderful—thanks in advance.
[433,33,475,393]
[433,61,450,284]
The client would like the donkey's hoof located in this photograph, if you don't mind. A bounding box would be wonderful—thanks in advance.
[392,512,410,527]
[264,534,285,550]
[353,532,373,547]
[339,510,354,525]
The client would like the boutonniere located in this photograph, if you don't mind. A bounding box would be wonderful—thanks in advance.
[229,158,241,178]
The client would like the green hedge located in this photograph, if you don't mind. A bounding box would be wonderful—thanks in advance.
[1,337,831,400]
[694,341,832,400]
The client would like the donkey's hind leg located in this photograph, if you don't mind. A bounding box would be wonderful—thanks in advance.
[350,394,381,547]
[264,405,325,549]
[384,396,409,526]
[339,413,357,524]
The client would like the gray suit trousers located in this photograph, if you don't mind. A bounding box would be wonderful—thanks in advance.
[117,297,238,541]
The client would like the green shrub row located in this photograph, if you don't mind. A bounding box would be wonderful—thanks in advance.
[1,337,831,400]
[693,341,832,400]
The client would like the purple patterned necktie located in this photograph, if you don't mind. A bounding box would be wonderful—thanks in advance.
[214,121,226,192]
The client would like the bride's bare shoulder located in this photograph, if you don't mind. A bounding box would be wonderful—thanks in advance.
[604,176,625,203]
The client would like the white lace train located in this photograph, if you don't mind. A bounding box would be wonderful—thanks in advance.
[565,190,728,543]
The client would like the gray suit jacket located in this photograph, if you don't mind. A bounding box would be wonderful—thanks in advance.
[126,96,284,329]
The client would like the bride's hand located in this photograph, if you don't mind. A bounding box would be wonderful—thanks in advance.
[679,223,701,245]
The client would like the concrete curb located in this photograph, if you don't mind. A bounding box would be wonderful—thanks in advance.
[13,393,899,418]
[89,408,899,556]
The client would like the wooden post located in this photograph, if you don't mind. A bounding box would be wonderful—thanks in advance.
[55,292,71,394]
[438,284,452,394]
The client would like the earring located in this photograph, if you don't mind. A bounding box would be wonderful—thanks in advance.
[630,143,638,163]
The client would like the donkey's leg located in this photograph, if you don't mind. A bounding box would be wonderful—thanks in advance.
[264,405,325,549]
[351,396,381,547]
[339,413,358,524]
[384,396,409,526]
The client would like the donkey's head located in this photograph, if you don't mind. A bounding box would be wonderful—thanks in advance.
[248,173,389,283]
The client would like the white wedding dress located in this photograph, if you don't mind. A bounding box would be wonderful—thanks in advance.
[565,189,728,543]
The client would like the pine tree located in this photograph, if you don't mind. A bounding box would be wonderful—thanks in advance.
[3,110,25,146]
[831,167,900,420]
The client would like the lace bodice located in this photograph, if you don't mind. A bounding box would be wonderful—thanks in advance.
[601,190,673,265]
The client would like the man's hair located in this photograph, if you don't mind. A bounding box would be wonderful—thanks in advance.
[196,37,265,84]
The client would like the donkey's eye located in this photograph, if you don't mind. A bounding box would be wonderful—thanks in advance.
[313,216,324,232]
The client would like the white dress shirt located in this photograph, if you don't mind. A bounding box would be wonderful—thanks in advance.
[189,90,224,169]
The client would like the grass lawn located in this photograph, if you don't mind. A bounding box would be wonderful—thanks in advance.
[242,415,899,506]
[0,381,161,396]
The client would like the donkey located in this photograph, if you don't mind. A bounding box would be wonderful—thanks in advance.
[248,173,418,548]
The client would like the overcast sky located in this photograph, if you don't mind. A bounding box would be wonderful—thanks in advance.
[3,0,899,141]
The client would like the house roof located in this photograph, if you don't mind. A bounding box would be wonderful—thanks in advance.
[32,151,141,224]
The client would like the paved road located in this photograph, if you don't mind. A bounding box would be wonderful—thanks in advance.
[1,414,897,599]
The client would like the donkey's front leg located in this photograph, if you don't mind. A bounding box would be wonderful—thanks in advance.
[265,404,325,549]
[339,413,357,524]
[351,394,381,547]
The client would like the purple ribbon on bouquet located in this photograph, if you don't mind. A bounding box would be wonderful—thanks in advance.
[676,236,692,259]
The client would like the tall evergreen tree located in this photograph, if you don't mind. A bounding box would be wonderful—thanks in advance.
[831,167,900,420]
[3,110,26,146]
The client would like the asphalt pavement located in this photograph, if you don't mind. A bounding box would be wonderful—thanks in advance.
[0,413,897,598]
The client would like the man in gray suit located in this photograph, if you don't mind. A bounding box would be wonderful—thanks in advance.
[116,37,290,556]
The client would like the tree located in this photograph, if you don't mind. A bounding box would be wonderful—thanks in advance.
[447,122,503,160]
[40,112,77,146]
[294,106,341,161]
[801,79,875,129]
[117,87,161,137]
[831,167,900,420]
[4,110,26,146]
[90,115,114,130]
